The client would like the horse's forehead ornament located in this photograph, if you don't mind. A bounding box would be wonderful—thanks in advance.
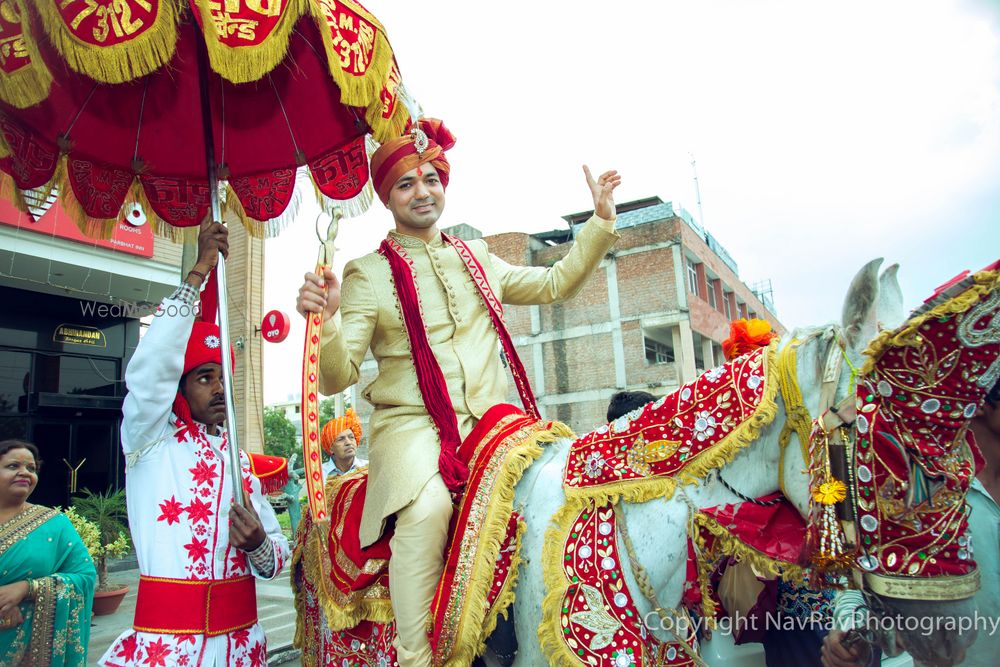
[850,267,999,599]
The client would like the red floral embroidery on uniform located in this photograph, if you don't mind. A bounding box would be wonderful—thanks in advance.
[184,497,214,524]
[184,536,210,562]
[229,551,247,573]
[143,638,173,666]
[115,634,139,661]
[248,641,266,667]
[189,460,218,486]
[233,628,250,649]
[199,487,213,498]
[157,496,184,525]
[173,634,196,645]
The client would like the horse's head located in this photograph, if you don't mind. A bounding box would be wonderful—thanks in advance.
[772,258,905,518]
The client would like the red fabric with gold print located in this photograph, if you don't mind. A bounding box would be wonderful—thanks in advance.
[133,575,257,636]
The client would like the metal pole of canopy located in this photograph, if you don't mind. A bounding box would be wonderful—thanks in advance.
[194,19,246,507]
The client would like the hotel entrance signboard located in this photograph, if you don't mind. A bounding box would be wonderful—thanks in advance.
[0,199,154,258]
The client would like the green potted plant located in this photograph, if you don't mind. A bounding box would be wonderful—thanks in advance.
[67,488,132,615]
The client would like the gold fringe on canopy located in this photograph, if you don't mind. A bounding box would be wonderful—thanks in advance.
[307,0,407,143]
[33,0,180,84]
[861,269,1000,375]
[192,0,308,85]
[0,1,53,109]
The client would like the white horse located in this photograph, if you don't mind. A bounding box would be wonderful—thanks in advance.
[505,259,978,667]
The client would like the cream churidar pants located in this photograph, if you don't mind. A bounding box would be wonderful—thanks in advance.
[388,473,453,666]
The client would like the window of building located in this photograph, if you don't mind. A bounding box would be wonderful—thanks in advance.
[723,293,733,320]
[686,259,701,297]
[749,310,757,320]
[707,279,718,309]
[644,337,675,364]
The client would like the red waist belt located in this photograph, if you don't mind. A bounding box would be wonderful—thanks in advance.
[133,575,257,636]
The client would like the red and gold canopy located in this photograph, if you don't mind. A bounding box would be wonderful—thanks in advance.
[0,0,408,236]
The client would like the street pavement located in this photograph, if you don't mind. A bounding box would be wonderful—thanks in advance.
[86,567,302,666]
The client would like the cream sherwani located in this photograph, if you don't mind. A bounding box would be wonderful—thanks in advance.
[318,215,618,547]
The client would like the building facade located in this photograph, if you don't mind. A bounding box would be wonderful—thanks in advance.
[484,197,784,432]
[0,199,264,508]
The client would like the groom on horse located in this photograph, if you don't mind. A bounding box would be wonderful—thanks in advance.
[296,118,622,665]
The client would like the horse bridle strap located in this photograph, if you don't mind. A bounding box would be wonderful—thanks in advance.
[864,569,981,601]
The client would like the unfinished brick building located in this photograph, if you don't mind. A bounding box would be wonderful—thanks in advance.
[351,197,783,435]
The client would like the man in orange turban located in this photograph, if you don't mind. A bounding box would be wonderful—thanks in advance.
[320,407,367,480]
[298,117,622,666]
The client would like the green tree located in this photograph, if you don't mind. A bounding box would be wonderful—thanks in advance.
[318,397,336,427]
[263,406,298,460]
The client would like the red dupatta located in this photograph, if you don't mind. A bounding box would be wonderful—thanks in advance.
[379,233,539,494]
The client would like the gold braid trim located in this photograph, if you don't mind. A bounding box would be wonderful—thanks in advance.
[33,0,179,84]
[561,342,781,510]
[192,0,308,84]
[860,269,1000,375]
[775,338,815,492]
[440,420,570,666]
[0,1,52,109]
[691,510,807,623]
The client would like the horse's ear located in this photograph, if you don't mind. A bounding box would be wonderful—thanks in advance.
[842,258,883,350]
[877,263,905,331]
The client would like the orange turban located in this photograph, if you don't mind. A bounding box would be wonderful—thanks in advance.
[321,407,362,455]
[370,118,456,206]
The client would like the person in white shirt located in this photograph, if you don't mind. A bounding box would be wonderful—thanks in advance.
[321,407,368,480]
[100,221,290,667]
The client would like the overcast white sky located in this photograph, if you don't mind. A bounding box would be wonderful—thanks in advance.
[261,0,1000,404]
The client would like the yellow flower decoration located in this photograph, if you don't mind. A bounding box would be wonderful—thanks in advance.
[812,479,847,505]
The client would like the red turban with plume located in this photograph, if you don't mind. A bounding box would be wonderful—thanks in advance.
[370,118,456,206]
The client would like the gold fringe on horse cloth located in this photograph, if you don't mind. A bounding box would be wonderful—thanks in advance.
[860,269,1000,375]
[540,344,782,665]
[33,0,180,84]
[292,470,392,634]
[562,342,781,510]
[438,419,574,667]
[292,419,572,665]
[691,510,808,623]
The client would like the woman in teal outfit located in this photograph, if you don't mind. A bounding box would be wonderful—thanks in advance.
[0,439,96,666]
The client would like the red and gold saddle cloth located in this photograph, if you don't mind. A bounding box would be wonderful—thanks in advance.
[852,266,999,598]
[293,404,572,667]
[562,344,779,505]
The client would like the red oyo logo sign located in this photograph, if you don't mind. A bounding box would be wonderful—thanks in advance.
[261,310,290,343]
